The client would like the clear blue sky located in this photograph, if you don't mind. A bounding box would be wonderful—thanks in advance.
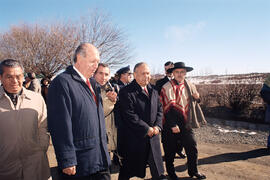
[0,0,269,75]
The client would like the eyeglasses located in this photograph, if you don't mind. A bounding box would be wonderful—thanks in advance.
[179,71,186,74]
[174,70,186,75]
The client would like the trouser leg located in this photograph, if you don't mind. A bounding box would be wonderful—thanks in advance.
[162,137,177,178]
[118,159,130,180]
[176,140,185,156]
[147,150,164,180]
[90,169,111,180]
[182,129,198,175]
[267,127,270,148]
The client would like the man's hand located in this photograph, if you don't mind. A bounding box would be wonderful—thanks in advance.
[192,92,200,100]
[153,126,160,135]
[147,127,154,137]
[171,125,180,133]
[63,166,76,176]
[106,91,117,103]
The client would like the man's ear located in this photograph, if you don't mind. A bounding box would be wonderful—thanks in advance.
[133,72,136,79]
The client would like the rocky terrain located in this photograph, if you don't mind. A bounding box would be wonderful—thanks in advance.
[195,118,268,146]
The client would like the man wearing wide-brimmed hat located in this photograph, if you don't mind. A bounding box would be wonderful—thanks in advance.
[160,62,207,180]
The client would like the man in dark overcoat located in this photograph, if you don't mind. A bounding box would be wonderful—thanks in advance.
[47,43,111,180]
[118,62,167,180]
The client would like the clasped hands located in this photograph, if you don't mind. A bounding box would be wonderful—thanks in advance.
[63,166,76,176]
[147,126,160,137]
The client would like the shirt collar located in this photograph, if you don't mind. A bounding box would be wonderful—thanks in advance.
[73,65,87,82]
[141,86,147,90]
[0,86,31,100]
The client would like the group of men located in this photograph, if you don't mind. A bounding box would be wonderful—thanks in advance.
[0,43,207,180]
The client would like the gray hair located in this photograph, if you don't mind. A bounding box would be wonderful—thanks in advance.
[0,59,24,75]
[73,43,88,63]
[133,62,147,73]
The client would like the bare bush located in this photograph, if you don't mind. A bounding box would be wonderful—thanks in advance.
[226,83,260,113]
[0,23,79,78]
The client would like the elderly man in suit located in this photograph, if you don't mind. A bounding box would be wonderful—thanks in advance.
[118,62,167,180]
[47,43,111,180]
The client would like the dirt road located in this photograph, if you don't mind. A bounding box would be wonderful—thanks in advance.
[47,142,270,180]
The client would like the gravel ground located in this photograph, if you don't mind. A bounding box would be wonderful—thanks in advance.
[194,118,269,147]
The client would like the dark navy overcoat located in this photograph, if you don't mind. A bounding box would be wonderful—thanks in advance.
[119,80,164,178]
[47,66,110,177]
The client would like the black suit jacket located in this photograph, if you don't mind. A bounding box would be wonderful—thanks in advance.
[119,80,164,177]
[155,76,170,95]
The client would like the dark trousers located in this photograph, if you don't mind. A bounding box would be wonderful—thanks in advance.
[60,169,111,180]
[176,140,184,156]
[118,150,163,180]
[162,129,198,177]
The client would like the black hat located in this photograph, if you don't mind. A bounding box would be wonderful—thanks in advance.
[164,61,173,66]
[167,62,193,73]
[116,65,130,75]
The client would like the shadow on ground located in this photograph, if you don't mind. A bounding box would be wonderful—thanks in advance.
[198,148,269,165]
[175,148,269,173]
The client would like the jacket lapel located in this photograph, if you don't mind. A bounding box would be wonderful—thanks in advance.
[68,66,97,105]
[90,78,101,107]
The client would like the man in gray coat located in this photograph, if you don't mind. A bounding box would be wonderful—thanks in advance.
[0,59,50,180]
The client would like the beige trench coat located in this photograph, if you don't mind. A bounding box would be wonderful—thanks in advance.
[0,87,50,180]
[101,88,117,152]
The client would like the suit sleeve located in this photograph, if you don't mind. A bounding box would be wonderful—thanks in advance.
[47,78,77,169]
[119,89,150,138]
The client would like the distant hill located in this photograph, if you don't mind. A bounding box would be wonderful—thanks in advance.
[152,73,269,85]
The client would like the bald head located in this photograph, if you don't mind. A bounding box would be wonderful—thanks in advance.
[74,43,100,79]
